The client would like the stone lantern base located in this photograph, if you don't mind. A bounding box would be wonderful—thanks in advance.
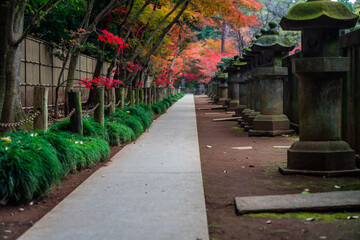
[228,100,239,111]
[249,114,294,136]
[234,105,246,117]
[279,141,360,176]
[240,108,253,128]
[246,111,260,131]
[218,98,230,106]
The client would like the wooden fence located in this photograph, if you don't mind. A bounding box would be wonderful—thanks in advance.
[20,37,109,109]
[282,29,360,155]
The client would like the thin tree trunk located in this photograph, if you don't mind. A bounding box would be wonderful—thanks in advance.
[221,21,226,53]
[87,41,106,105]
[169,25,183,83]
[129,0,186,62]
[143,0,189,63]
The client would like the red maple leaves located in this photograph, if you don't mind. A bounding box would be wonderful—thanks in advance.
[79,76,123,90]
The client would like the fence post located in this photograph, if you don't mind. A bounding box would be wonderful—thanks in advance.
[94,88,104,126]
[107,88,116,116]
[130,90,135,107]
[68,91,83,135]
[120,87,125,110]
[140,88,144,104]
[33,87,48,132]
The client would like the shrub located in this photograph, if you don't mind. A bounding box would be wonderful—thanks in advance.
[0,132,62,204]
[124,106,152,129]
[40,131,110,173]
[105,120,135,145]
[124,115,144,138]
[49,118,109,142]
[139,103,155,120]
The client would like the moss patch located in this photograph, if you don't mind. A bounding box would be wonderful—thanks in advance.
[244,212,360,223]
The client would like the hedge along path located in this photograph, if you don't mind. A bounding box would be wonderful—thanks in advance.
[19,94,209,240]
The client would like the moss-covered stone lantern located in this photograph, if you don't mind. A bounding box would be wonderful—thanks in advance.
[217,69,229,106]
[226,57,247,111]
[246,36,266,131]
[239,49,256,128]
[234,59,248,117]
[279,0,360,175]
[249,22,295,137]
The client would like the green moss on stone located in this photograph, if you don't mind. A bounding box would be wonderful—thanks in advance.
[284,0,358,21]
[245,212,360,223]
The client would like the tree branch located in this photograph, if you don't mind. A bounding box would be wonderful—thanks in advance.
[12,0,63,47]
[143,0,189,63]
[129,0,186,62]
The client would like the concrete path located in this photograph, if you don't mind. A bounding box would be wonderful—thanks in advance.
[20,94,209,240]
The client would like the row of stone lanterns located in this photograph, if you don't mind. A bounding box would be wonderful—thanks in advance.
[208,0,359,176]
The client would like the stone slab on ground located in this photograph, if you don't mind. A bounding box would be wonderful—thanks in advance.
[212,116,242,122]
[235,191,360,215]
[19,94,209,240]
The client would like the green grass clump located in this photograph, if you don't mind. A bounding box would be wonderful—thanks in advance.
[124,106,152,129]
[0,131,62,203]
[39,131,110,173]
[152,102,167,114]
[163,97,173,107]
[151,103,163,114]
[105,120,135,145]
[49,118,109,142]
[124,115,144,138]
[139,103,155,120]
[83,118,109,142]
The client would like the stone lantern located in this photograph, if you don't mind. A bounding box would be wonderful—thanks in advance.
[246,42,265,131]
[249,22,295,137]
[234,59,248,117]
[217,70,229,106]
[240,49,256,128]
[226,57,247,111]
[279,0,360,175]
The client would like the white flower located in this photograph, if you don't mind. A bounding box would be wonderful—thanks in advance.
[126,111,130,114]
[5,147,9,151]
[80,141,83,145]
[75,141,79,144]
[30,133,34,137]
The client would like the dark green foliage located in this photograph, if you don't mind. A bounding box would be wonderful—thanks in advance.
[105,120,135,145]
[40,131,110,173]
[152,102,167,114]
[163,97,173,107]
[139,103,155,120]
[82,118,109,142]
[0,132,62,203]
[124,116,144,138]
[124,106,152,129]
[49,118,109,142]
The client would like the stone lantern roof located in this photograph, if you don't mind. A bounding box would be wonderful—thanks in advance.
[280,0,358,30]
[251,22,295,52]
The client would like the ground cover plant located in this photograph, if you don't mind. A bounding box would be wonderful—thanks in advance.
[0,132,63,204]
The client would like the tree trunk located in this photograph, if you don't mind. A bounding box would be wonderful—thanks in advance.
[221,21,226,53]
[0,3,27,132]
[87,41,105,105]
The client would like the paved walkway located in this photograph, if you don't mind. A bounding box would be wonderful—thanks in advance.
[20,94,209,240]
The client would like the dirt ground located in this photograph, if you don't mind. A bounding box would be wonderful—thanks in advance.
[195,95,360,240]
